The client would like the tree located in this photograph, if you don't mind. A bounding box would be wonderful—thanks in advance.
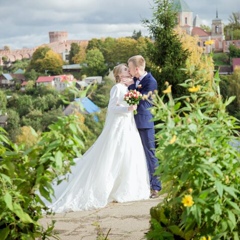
[72,45,87,64]
[28,46,63,75]
[200,24,211,32]
[3,45,10,51]
[101,37,117,68]
[15,126,40,148]
[135,37,153,59]
[9,58,30,73]
[220,67,240,119]
[91,76,114,108]
[86,38,103,51]
[24,69,39,81]
[82,48,107,76]
[0,90,7,113]
[113,37,139,64]
[225,12,240,40]
[25,80,35,93]
[228,11,240,28]
[4,109,21,141]
[143,0,189,96]
[229,44,240,58]
[132,30,142,40]
[12,95,33,118]
[69,43,80,64]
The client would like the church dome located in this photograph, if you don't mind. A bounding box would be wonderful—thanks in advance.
[172,0,191,12]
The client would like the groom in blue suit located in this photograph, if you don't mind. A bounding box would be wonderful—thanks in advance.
[127,55,161,198]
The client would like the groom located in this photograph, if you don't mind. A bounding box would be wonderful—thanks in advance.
[127,55,161,199]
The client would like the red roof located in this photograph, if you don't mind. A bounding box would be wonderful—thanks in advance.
[21,81,28,86]
[36,76,55,83]
[36,75,74,83]
[192,27,210,37]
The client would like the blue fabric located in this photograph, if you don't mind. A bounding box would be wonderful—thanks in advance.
[128,72,161,191]
[139,128,161,191]
[128,72,157,129]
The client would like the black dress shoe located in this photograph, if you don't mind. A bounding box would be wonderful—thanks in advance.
[150,190,159,199]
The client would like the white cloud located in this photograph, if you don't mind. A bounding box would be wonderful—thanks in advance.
[0,0,238,49]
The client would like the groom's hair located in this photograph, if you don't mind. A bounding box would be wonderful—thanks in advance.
[128,55,146,70]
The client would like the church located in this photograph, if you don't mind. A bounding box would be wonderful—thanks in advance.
[173,0,239,54]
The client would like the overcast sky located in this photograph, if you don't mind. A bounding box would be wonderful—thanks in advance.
[0,0,238,50]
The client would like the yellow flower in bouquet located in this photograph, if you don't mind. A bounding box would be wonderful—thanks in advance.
[124,89,142,115]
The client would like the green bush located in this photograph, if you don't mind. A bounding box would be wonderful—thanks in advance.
[0,115,85,239]
[147,71,240,239]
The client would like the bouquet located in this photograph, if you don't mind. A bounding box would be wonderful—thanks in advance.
[124,89,142,115]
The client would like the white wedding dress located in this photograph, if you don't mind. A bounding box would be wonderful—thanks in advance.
[44,83,150,213]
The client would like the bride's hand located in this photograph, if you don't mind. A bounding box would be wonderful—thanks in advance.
[121,77,134,86]
[128,105,137,111]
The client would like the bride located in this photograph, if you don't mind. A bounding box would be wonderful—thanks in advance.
[44,63,150,213]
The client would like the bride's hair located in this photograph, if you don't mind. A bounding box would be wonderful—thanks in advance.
[113,63,128,83]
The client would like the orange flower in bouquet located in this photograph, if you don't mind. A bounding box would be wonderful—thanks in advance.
[124,89,142,115]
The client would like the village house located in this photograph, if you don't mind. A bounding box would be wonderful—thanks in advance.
[0,73,14,88]
[35,74,76,92]
[0,114,8,127]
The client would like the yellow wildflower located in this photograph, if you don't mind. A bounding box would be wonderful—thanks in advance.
[205,39,215,45]
[225,175,230,184]
[163,85,172,94]
[200,236,211,240]
[188,85,200,93]
[181,195,194,207]
[169,135,176,144]
[188,188,193,194]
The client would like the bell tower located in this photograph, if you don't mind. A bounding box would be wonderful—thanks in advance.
[211,10,224,38]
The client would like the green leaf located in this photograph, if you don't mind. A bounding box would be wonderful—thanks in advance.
[227,210,236,231]
[168,225,184,237]
[3,192,13,211]
[215,180,223,198]
[223,185,238,198]
[211,164,223,177]
[13,203,34,224]
[224,96,236,107]
[0,227,10,240]
[0,173,12,184]
[198,189,210,200]
[225,199,240,213]
[214,203,222,215]
[233,231,239,240]
[174,102,181,111]
[188,123,197,132]
[55,151,63,169]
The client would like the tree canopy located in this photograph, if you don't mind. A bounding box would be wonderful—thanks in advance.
[28,46,63,75]
[143,0,189,96]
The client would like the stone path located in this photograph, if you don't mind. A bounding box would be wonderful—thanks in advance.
[40,196,164,240]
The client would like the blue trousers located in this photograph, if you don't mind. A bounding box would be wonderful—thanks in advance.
[138,128,161,191]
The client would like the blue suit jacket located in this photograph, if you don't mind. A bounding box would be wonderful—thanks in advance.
[128,72,157,129]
